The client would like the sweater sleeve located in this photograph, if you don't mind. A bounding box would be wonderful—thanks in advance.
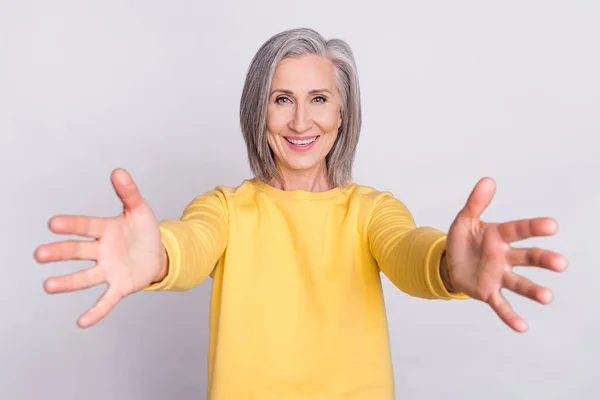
[367,194,468,300]
[144,189,229,292]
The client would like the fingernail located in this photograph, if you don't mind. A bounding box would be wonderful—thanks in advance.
[517,321,528,332]
[49,217,64,231]
[560,256,568,270]
[540,290,553,304]
[44,280,57,292]
[36,248,47,260]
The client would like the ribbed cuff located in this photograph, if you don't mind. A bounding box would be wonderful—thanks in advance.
[143,223,181,291]
[425,235,469,300]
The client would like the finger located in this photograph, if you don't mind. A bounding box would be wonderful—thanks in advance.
[502,271,553,304]
[508,247,568,272]
[44,266,105,294]
[459,177,496,220]
[497,217,558,243]
[47,215,109,239]
[111,168,145,212]
[35,240,99,263]
[488,290,528,333]
[77,287,122,329]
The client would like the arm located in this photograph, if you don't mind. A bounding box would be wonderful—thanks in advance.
[367,194,468,300]
[144,189,229,291]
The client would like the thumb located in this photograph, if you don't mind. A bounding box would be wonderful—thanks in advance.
[111,168,146,212]
[459,177,496,220]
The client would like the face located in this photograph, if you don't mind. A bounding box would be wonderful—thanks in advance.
[266,54,342,178]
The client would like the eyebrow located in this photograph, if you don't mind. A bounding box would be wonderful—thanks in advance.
[270,88,333,96]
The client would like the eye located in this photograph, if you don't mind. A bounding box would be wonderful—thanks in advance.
[313,96,327,103]
[275,96,291,104]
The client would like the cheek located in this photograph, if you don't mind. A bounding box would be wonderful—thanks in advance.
[313,107,341,132]
[266,108,291,134]
[324,132,339,149]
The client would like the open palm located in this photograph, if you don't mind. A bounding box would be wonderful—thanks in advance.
[446,177,568,332]
[35,169,164,328]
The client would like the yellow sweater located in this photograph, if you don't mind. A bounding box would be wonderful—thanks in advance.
[145,178,467,399]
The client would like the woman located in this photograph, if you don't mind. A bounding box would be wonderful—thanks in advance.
[35,28,567,399]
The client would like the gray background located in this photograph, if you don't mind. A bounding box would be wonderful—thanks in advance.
[2,0,598,399]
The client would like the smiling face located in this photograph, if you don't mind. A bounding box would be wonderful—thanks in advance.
[266,54,342,182]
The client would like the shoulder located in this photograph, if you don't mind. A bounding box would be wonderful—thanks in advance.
[186,179,255,199]
[345,182,414,220]
[344,182,399,206]
[179,179,255,216]
[212,179,256,198]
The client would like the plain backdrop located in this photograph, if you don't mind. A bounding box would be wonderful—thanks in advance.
[2,0,598,399]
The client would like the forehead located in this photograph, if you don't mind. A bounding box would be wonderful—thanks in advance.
[271,54,337,90]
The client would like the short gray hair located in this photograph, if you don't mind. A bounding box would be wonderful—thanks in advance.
[240,28,361,188]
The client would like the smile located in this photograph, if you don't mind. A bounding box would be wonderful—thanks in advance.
[285,136,318,146]
[283,135,320,152]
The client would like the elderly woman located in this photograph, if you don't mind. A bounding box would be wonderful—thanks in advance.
[35,28,567,399]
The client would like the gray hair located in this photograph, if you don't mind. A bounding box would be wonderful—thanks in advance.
[239,27,361,188]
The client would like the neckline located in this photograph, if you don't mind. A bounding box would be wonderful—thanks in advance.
[249,178,353,200]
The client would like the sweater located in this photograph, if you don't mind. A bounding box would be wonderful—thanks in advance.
[144,178,468,399]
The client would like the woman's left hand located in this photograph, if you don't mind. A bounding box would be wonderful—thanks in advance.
[445,177,568,333]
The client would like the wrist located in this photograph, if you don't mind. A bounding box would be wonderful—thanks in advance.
[440,252,457,293]
[154,246,169,283]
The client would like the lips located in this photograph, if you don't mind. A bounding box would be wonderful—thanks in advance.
[285,136,318,146]
[283,135,320,152]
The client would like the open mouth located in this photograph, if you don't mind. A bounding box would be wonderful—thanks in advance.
[284,136,319,146]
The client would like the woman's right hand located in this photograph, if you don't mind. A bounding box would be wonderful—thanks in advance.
[35,168,166,328]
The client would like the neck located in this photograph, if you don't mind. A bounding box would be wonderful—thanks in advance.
[270,162,331,192]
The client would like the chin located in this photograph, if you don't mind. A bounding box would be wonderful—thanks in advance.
[283,159,323,172]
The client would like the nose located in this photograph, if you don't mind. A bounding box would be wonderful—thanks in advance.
[288,104,313,134]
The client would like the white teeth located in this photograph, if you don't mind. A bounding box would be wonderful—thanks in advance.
[286,137,317,145]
